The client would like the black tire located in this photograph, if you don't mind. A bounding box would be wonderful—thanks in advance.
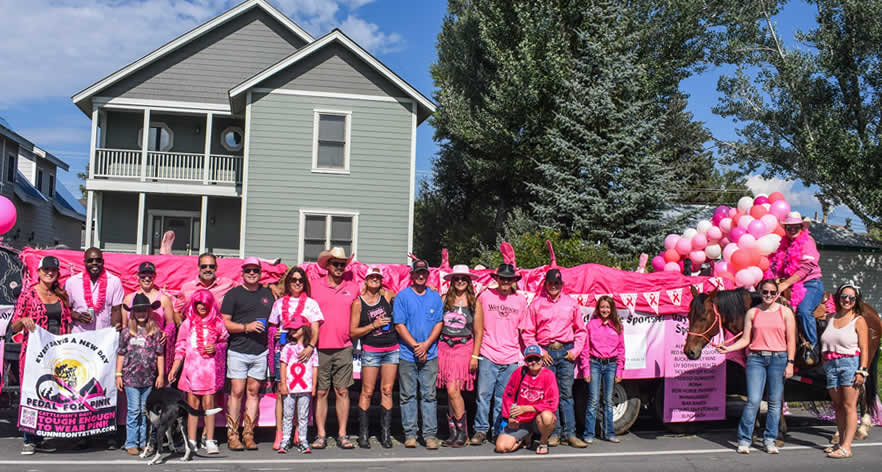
[612,382,641,435]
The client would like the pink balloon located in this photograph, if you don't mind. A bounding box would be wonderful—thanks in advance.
[748,219,768,238]
[689,250,707,265]
[714,261,729,275]
[712,213,724,226]
[720,237,731,247]
[664,234,680,250]
[738,234,758,250]
[730,227,747,243]
[651,255,666,272]
[728,208,738,218]
[735,269,754,287]
[692,233,708,250]
[676,237,692,256]
[706,226,723,241]
[719,218,733,234]
[769,200,791,219]
[754,195,770,205]
[749,266,764,285]
[715,205,730,216]
[760,214,779,232]
[723,242,739,262]
[0,196,16,235]
[737,214,754,229]
[664,262,681,272]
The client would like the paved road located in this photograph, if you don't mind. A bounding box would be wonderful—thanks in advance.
[1,409,879,471]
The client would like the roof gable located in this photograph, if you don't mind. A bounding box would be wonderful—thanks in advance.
[72,0,313,114]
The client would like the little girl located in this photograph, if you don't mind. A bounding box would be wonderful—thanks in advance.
[169,289,229,455]
[116,293,165,455]
[278,315,318,454]
[579,295,625,444]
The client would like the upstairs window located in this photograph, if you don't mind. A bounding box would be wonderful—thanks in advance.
[37,169,43,192]
[312,111,350,172]
[48,174,55,197]
[220,126,244,153]
[6,154,15,183]
[137,122,174,152]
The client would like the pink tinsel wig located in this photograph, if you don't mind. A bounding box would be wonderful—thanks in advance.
[185,288,220,321]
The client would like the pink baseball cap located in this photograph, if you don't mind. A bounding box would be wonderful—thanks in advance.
[241,256,261,268]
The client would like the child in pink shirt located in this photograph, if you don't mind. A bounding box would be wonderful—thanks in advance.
[169,289,229,453]
[579,296,625,443]
[279,315,319,454]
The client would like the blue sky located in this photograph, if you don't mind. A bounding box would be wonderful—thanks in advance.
[0,0,862,232]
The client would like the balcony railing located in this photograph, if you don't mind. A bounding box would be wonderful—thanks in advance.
[94,148,242,185]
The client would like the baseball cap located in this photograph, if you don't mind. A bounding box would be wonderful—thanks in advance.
[365,265,384,278]
[38,256,60,270]
[241,256,261,268]
[411,259,429,273]
[524,345,543,359]
[138,261,156,274]
[545,268,563,283]
[284,315,311,330]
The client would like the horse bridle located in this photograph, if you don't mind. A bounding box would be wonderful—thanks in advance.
[687,303,743,347]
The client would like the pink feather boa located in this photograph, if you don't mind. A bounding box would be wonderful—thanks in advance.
[766,229,811,308]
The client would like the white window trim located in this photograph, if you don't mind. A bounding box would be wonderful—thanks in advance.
[219,125,244,152]
[297,209,359,264]
[311,109,351,174]
[137,121,175,152]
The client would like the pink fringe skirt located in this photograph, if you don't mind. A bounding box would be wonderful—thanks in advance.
[436,338,475,391]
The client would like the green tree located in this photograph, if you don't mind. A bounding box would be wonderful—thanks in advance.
[714,0,882,230]
[77,164,89,207]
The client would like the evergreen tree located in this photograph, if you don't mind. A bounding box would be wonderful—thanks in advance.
[530,2,675,257]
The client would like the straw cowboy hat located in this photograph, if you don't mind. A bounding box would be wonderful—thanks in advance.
[317,247,353,270]
[782,211,811,228]
[443,264,478,281]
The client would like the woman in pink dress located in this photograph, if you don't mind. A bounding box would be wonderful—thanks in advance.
[168,289,229,454]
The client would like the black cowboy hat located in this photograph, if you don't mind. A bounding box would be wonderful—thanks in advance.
[124,293,161,311]
[491,263,521,281]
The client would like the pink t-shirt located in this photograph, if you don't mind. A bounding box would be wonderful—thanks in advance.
[281,343,319,394]
[478,289,528,365]
[311,277,358,350]
[173,277,236,313]
[64,272,125,333]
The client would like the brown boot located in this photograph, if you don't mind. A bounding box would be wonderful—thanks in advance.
[242,414,258,450]
[226,414,244,451]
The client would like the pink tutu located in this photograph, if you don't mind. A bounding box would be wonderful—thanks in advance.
[436,339,475,391]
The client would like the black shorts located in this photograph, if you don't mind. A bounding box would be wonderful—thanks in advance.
[501,419,539,442]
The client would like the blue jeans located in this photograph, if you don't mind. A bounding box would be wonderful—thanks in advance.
[124,386,153,449]
[23,431,41,445]
[797,278,824,346]
[548,343,576,438]
[584,359,616,440]
[399,358,438,439]
[474,359,519,435]
[737,352,787,445]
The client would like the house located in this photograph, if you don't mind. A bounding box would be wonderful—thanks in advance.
[809,221,882,307]
[72,0,434,262]
[0,123,86,249]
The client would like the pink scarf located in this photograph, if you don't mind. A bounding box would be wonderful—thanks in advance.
[767,229,811,308]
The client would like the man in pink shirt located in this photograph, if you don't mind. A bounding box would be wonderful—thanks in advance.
[470,263,528,445]
[173,253,236,323]
[310,247,358,450]
[521,269,587,448]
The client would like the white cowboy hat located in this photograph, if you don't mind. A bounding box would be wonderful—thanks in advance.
[782,211,810,228]
[443,264,478,281]
[317,247,353,270]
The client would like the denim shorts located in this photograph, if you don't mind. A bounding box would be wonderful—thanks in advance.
[227,349,268,380]
[824,355,859,388]
[361,349,399,367]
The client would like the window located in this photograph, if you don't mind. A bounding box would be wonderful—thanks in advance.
[299,211,358,262]
[37,169,43,192]
[48,174,55,197]
[312,111,351,172]
[220,126,244,152]
[6,154,15,183]
[137,122,174,152]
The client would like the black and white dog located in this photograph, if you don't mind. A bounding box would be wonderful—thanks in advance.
[140,387,222,465]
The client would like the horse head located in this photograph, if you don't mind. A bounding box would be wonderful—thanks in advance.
[684,287,715,360]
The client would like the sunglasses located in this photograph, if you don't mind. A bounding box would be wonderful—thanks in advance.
[761,290,778,296]
[452,276,470,283]
[525,357,542,364]
[243,268,260,274]
[330,261,347,269]
[138,272,155,279]
[498,277,516,283]
[839,294,856,302]
[200,264,217,270]
[86,257,104,264]
[288,277,305,284]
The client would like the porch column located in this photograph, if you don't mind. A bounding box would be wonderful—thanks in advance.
[89,106,98,179]
[85,191,94,248]
[203,113,213,184]
[94,192,103,248]
[136,192,146,254]
[140,109,150,181]
[199,196,208,253]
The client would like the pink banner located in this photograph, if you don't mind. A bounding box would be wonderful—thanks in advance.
[663,315,726,422]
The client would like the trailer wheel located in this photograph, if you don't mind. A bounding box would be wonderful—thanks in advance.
[612,383,641,435]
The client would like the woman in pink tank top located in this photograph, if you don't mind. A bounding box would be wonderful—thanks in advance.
[820,283,870,459]
[717,279,796,454]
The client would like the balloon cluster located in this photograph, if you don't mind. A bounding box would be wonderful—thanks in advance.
[651,193,792,288]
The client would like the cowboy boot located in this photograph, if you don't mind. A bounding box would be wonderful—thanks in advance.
[358,408,371,449]
[226,414,244,451]
[456,412,468,447]
[380,407,394,449]
[242,414,258,450]
[442,412,457,447]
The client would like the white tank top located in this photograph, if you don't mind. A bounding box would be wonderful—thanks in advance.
[820,316,859,355]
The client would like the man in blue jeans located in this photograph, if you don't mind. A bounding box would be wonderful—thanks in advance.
[394,259,443,449]
[470,263,528,445]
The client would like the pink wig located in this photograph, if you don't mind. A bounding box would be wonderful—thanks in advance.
[185,289,220,321]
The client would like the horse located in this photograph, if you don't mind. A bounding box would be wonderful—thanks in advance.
[683,286,881,441]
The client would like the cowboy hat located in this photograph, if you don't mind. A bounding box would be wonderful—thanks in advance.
[490,263,521,281]
[317,247,353,270]
[124,293,161,311]
[782,211,810,227]
[443,264,478,281]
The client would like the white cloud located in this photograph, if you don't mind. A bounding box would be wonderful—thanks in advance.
[0,0,403,106]
[744,175,820,207]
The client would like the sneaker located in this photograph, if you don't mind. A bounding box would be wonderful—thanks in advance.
[425,437,441,450]
[204,439,220,455]
[583,437,594,445]
[277,446,287,454]
[765,442,779,454]
[21,443,35,455]
[737,444,750,454]
[297,442,312,454]
[469,431,486,445]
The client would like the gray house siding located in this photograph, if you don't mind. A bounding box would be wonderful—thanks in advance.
[818,249,882,307]
[244,92,412,264]
[100,8,306,105]
[259,43,405,98]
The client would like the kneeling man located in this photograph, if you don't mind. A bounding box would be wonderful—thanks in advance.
[496,345,559,454]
